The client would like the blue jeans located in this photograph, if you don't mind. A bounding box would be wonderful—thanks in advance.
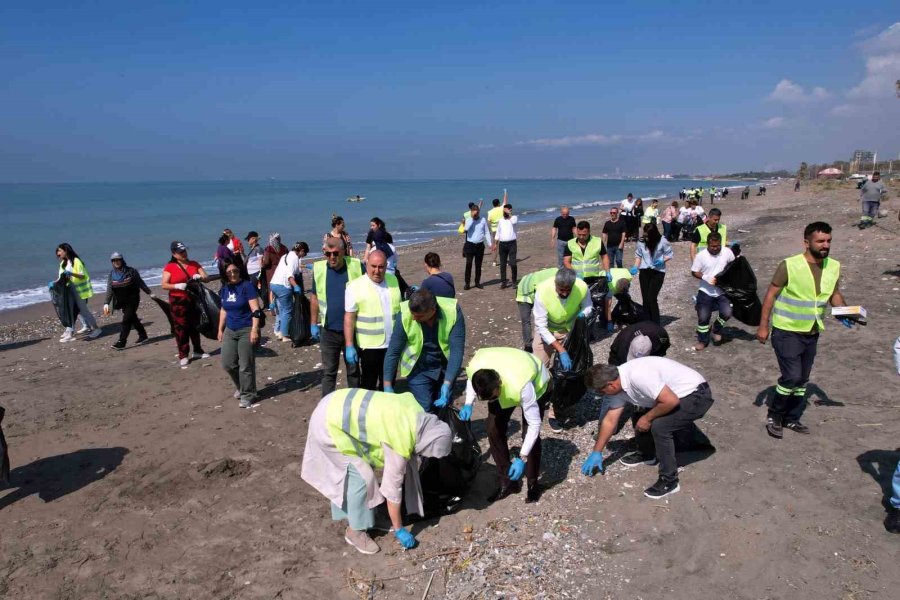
[556,240,568,268]
[607,246,623,269]
[270,284,293,337]
[695,292,732,344]
[407,370,442,412]
[892,460,900,509]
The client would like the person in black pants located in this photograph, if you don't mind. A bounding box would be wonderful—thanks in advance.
[103,252,154,349]
[632,224,672,324]
[462,205,492,289]
[496,204,519,288]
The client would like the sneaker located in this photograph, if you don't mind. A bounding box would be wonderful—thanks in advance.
[784,421,810,434]
[233,390,241,399]
[491,261,499,267]
[88,328,103,339]
[620,452,659,468]
[766,416,783,439]
[59,333,75,343]
[525,482,543,504]
[179,357,189,368]
[644,477,680,499]
[76,325,89,334]
[193,352,211,359]
[135,335,148,344]
[475,283,484,289]
[886,508,900,534]
[548,417,564,433]
[112,340,126,350]
[273,332,283,341]
[239,398,252,409]
[463,284,471,291]
[344,528,380,555]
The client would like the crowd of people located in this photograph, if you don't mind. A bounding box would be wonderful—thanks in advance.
[47,180,899,555]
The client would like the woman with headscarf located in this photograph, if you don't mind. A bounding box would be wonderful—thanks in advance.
[324,215,354,257]
[103,251,154,349]
[53,243,101,342]
[301,389,452,554]
[261,233,287,310]
[162,241,211,368]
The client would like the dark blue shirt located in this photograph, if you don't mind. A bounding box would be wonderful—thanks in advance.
[383,305,466,383]
[220,280,257,331]
[310,263,350,332]
[421,272,456,298]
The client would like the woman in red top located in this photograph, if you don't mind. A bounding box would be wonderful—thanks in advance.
[162,241,211,367]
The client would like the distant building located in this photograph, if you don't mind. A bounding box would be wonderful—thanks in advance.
[851,150,875,164]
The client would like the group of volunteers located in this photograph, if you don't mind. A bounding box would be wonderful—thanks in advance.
[51,180,897,556]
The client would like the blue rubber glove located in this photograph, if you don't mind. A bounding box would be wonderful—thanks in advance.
[305,264,314,270]
[577,308,590,319]
[508,458,525,481]
[606,272,613,282]
[607,322,615,333]
[652,259,665,269]
[48,280,55,289]
[394,527,417,549]
[268,303,275,311]
[559,351,573,371]
[344,345,358,365]
[629,266,639,276]
[409,285,419,292]
[292,285,302,293]
[839,318,854,329]
[458,404,472,421]
[434,383,452,408]
[383,384,394,393]
[581,451,604,476]
[310,324,320,342]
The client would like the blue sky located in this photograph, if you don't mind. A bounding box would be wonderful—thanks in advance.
[1,1,897,181]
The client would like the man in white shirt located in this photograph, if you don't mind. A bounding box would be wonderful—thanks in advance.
[495,203,519,289]
[690,232,735,351]
[581,358,715,499]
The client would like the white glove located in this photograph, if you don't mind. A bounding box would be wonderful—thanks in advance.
[191,274,202,281]
[103,304,110,315]
[174,282,188,291]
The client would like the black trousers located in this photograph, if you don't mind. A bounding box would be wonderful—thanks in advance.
[498,240,518,283]
[359,348,387,391]
[634,383,714,482]
[319,328,360,397]
[768,328,818,422]
[517,301,533,349]
[486,394,547,487]
[463,242,485,286]
[118,300,146,342]
[638,269,665,324]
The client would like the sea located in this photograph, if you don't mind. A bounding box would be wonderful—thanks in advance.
[0,178,750,312]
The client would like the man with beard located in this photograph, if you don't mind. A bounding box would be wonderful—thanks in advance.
[756,222,852,439]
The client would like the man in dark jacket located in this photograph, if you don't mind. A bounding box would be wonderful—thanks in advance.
[103,252,154,349]
[608,321,670,366]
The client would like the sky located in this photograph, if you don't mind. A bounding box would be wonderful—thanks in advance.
[1,1,898,181]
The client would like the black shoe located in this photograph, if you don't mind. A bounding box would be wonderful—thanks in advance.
[644,477,680,499]
[548,417,563,433]
[111,340,126,350]
[524,345,533,354]
[620,452,659,468]
[784,421,810,434]
[525,483,543,504]
[766,416,783,439]
[464,284,471,291]
[499,281,508,289]
[135,335,148,344]
[488,481,521,503]
[886,508,900,534]
[475,283,484,289]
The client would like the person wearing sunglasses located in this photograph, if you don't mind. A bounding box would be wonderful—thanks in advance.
[217,263,262,408]
[459,347,551,504]
[310,237,364,396]
[103,252,154,349]
[162,241,210,368]
[602,207,627,269]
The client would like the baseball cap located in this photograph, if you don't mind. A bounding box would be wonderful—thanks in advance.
[110,251,123,260]
[626,333,653,361]
[171,241,187,253]
[244,230,259,241]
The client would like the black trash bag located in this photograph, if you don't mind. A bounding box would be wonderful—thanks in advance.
[289,292,312,347]
[611,293,647,326]
[716,255,762,326]
[150,295,176,335]
[550,317,594,413]
[49,277,80,329]
[585,279,609,342]
[0,405,9,485]
[188,282,221,340]
[419,405,482,516]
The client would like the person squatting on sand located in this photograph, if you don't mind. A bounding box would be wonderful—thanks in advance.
[103,251,153,349]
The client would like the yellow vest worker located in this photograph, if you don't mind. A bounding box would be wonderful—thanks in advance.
[564,228,608,280]
[515,268,558,352]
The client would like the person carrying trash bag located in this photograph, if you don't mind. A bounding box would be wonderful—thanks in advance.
[531,268,592,432]
[458,348,551,504]
[300,389,452,555]
[382,288,466,412]
[103,251,154,349]
[514,267,557,353]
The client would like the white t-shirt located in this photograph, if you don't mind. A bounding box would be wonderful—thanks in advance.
[618,357,707,408]
[344,276,395,349]
[621,198,636,215]
[678,207,692,223]
[495,216,518,242]
[691,247,735,297]
[271,251,300,288]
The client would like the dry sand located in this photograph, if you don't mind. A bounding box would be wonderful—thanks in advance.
[1,180,899,599]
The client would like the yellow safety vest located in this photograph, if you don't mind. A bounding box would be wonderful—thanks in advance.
[642,207,659,224]
[566,236,605,278]
[515,268,557,304]
[772,254,840,333]
[695,223,727,250]
[398,297,458,377]
[487,206,504,233]
[347,273,401,348]
[59,258,93,300]
[458,211,469,235]
[608,267,633,293]
[465,348,549,409]
[326,388,422,468]
[535,278,588,333]
[313,257,363,326]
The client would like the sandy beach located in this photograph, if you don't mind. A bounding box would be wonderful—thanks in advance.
[1,180,899,599]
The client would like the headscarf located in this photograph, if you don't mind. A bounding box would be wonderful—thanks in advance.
[268,232,283,252]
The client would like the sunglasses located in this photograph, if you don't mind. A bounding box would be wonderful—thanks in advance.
[323,251,341,257]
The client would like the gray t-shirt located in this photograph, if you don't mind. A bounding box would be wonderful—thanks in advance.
[860,180,886,204]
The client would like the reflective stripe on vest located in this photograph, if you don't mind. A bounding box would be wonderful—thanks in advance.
[566,236,605,278]
[348,273,401,348]
[313,257,363,326]
[696,223,727,250]
[398,297,458,377]
[515,268,558,304]
[535,278,588,333]
[60,258,93,300]
[465,348,549,409]
[772,254,840,332]
[326,388,422,468]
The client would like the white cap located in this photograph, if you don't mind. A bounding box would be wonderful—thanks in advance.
[626,334,653,361]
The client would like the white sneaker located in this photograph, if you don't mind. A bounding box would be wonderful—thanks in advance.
[60,333,74,343]
[233,390,241,399]
[192,352,211,359]
[76,325,89,334]
[179,357,189,367]
[88,328,102,339]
